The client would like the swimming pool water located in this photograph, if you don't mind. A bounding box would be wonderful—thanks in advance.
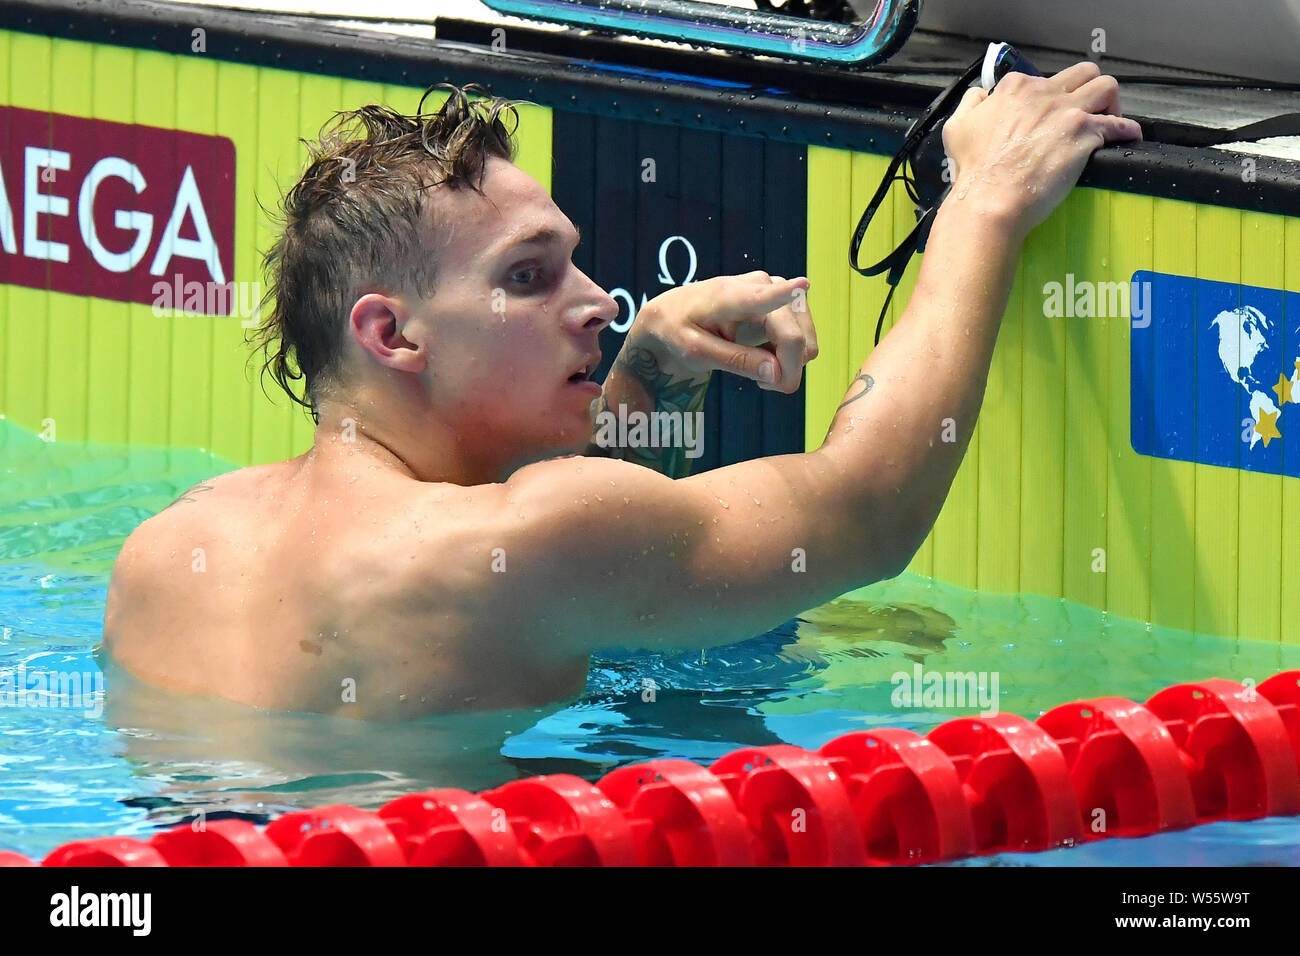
[3,417,1299,864]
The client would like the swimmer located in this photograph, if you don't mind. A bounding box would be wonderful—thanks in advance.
[103,72,1141,720]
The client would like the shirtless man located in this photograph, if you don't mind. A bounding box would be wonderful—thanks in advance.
[103,72,1141,721]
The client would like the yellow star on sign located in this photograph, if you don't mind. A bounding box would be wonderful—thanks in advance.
[1255,409,1282,448]
[1273,372,1295,405]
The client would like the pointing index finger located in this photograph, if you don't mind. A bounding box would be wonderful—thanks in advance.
[744,275,809,313]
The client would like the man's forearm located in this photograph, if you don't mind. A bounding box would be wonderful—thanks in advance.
[584,339,710,478]
[816,198,1025,558]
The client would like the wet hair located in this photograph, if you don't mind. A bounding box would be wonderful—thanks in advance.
[251,83,520,422]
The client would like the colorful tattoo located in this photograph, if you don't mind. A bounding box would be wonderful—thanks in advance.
[585,345,709,478]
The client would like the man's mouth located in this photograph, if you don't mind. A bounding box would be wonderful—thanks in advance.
[566,356,601,385]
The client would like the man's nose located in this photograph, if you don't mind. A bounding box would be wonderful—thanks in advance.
[568,270,619,334]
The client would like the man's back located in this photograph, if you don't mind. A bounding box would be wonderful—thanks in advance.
[103,452,590,720]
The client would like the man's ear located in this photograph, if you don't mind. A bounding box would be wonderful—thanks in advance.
[349,293,428,374]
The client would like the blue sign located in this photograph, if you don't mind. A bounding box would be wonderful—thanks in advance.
[1131,270,1299,477]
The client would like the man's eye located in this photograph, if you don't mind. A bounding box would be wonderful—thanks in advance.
[510,266,543,285]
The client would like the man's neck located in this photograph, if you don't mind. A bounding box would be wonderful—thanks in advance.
[312,394,533,486]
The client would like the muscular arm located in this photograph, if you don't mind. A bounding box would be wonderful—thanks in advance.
[499,200,1022,653]
[495,63,1138,654]
[816,199,1022,557]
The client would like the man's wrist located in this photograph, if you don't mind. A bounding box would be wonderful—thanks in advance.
[623,311,708,383]
[933,191,1028,258]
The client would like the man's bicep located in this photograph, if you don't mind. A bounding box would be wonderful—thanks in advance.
[494,458,697,645]
[665,452,881,642]
[498,452,870,652]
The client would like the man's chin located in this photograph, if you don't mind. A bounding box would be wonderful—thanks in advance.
[513,431,591,469]
[552,432,592,458]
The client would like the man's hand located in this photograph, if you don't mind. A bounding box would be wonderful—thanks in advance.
[632,271,816,394]
[942,60,1143,240]
[587,270,817,477]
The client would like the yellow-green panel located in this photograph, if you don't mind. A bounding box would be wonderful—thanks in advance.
[1019,201,1069,598]
[1105,192,1154,623]
[1237,210,1284,643]
[288,72,348,458]
[250,68,304,464]
[8,30,52,108]
[89,42,135,125]
[891,166,932,578]
[926,171,979,586]
[168,54,219,452]
[382,83,424,116]
[847,152,890,378]
[514,103,552,195]
[45,40,92,444]
[126,50,177,447]
[4,286,52,432]
[338,78,394,121]
[975,246,1025,594]
[1061,188,1111,608]
[5,33,53,435]
[1149,198,1197,632]
[803,146,852,449]
[1192,204,1240,638]
[929,253,979,590]
[209,58,261,467]
[85,44,137,445]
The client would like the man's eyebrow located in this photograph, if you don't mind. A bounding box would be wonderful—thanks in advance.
[495,225,582,257]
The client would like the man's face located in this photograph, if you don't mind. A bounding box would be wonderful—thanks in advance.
[402,156,618,471]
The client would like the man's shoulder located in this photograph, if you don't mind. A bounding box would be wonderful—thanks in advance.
[109,465,279,589]
[123,469,247,548]
[159,461,285,512]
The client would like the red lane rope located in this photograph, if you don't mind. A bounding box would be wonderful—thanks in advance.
[11,671,1300,867]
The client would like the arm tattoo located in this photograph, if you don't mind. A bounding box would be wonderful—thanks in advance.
[836,373,875,411]
[623,347,709,420]
[585,345,710,478]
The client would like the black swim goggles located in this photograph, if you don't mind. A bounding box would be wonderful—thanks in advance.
[850,42,1041,346]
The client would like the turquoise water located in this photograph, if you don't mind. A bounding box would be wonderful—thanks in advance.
[2,417,1300,864]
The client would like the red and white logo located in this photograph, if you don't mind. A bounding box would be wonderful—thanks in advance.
[0,105,236,312]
